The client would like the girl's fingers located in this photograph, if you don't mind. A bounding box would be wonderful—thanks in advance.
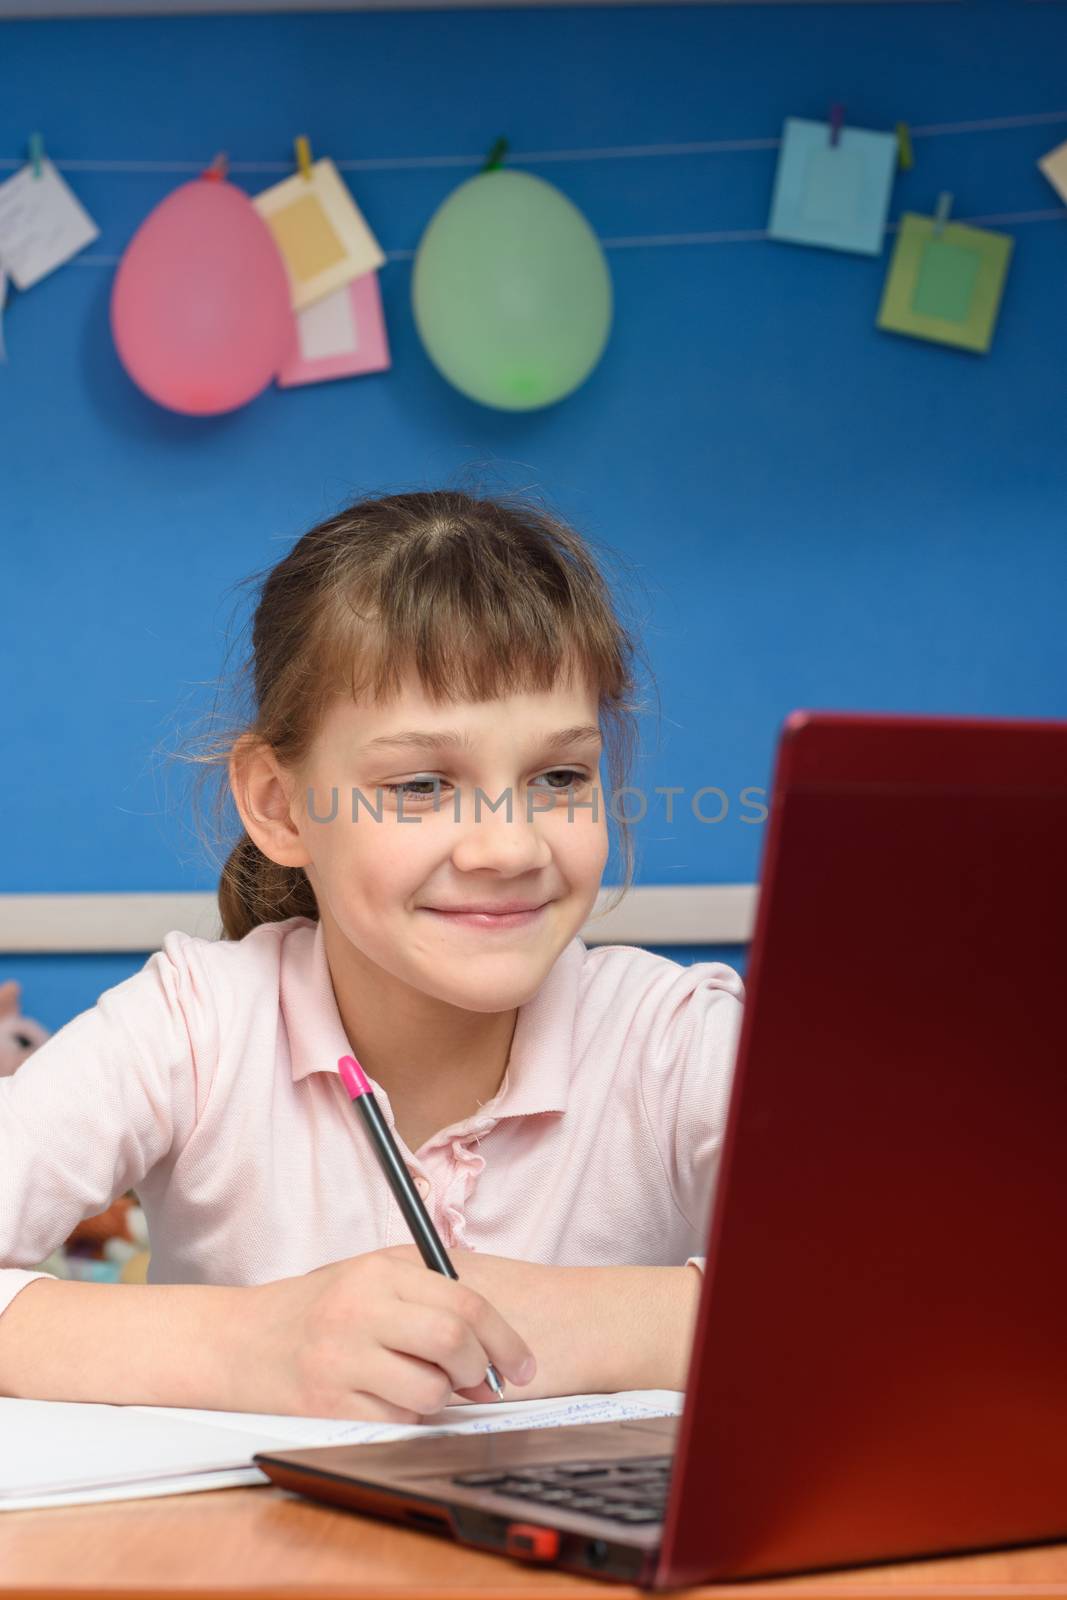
[374,1298,495,1398]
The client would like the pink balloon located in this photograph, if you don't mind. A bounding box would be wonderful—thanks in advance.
[111,173,294,416]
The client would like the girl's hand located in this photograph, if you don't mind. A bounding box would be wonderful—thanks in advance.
[379,1244,590,1405]
[236,1246,538,1423]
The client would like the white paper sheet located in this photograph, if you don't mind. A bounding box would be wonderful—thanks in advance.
[297,283,359,361]
[0,1390,683,1511]
[0,159,99,290]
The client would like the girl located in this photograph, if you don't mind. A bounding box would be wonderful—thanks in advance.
[0,489,744,1423]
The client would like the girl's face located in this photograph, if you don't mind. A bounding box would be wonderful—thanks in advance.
[291,662,611,1013]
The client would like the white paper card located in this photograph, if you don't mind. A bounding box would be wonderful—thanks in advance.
[298,283,359,361]
[0,158,100,290]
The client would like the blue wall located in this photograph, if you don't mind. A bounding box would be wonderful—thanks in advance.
[2,1,1065,1029]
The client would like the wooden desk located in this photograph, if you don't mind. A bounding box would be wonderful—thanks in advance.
[2,1486,1066,1599]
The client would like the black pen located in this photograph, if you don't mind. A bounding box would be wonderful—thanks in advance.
[337,1053,506,1401]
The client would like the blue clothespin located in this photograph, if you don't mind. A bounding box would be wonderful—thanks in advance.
[29,133,43,178]
[829,104,845,148]
[933,191,953,238]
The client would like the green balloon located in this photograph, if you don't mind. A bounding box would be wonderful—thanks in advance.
[412,169,613,411]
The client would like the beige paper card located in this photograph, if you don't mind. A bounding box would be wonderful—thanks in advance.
[253,157,385,311]
[1038,139,1067,204]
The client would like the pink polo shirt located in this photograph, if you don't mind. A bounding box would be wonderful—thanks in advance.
[0,915,745,1329]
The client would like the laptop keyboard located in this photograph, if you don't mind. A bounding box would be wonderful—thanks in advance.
[451,1453,672,1525]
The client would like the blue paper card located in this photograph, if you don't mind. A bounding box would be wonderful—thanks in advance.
[768,117,898,256]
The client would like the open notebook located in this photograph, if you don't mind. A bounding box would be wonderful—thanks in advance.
[0,1390,684,1511]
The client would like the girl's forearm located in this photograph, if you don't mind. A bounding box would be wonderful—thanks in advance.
[0,1275,252,1407]
[561,1263,702,1395]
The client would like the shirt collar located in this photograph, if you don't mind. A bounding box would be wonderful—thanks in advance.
[281,916,583,1121]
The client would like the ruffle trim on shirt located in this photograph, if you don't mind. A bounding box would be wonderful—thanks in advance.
[440,1135,486,1249]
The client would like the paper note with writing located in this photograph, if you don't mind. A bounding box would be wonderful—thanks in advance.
[0,1391,683,1511]
[253,157,385,312]
[0,159,100,290]
[876,211,1012,353]
[1038,139,1067,204]
[136,1389,685,1447]
[276,271,391,388]
[768,117,898,256]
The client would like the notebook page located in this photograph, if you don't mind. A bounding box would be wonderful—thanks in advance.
[0,1398,298,1502]
[1,1467,270,1513]
[0,1391,683,1511]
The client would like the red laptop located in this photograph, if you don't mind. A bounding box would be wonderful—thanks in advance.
[254,709,1067,1588]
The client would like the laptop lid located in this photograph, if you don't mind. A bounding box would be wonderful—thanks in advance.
[659,709,1067,1586]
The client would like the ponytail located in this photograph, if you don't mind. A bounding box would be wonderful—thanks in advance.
[218,832,318,942]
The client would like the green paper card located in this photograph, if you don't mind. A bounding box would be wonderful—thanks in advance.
[876,212,1013,353]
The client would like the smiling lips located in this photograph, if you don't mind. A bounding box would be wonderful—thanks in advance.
[426,902,546,914]
[421,902,550,929]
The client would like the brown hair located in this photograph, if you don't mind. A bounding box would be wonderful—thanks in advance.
[170,486,656,943]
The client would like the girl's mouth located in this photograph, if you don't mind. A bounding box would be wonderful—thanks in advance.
[420,904,549,931]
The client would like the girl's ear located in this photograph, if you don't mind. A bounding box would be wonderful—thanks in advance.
[230,736,310,869]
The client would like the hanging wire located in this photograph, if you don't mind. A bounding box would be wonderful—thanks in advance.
[3,106,1067,176]
[7,105,1066,263]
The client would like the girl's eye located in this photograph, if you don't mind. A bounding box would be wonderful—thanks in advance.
[534,768,588,792]
[381,779,442,802]
[380,770,588,803]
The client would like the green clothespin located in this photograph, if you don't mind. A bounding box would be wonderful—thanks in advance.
[29,132,43,179]
[933,191,953,238]
[896,122,914,171]
[482,136,508,173]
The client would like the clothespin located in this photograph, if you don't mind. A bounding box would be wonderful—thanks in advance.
[896,122,914,171]
[482,136,508,173]
[829,104,845,148]
[28,132,43,179]
[933,191,953,238]
[295,135,313,181]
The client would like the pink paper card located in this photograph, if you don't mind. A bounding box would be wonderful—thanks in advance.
[276,271,390,388]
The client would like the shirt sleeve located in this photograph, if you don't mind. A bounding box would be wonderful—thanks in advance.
[637,959,745,1271]
[0,933,206,1327]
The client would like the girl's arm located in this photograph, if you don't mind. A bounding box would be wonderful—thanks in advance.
[381,1245,702,1398]
[0,1274,252,1406]
[0,936,208,1393]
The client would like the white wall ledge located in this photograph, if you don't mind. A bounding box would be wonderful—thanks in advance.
[0,887,756,954]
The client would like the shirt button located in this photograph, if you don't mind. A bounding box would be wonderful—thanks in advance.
[415,1178,431,1198]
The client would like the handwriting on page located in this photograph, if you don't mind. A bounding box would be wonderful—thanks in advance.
[319,1390,685,1446]
[123,1390,684,1449]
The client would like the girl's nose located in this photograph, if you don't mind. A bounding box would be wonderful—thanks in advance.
[448,791,554,873]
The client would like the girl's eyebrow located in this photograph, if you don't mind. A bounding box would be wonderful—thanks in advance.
[360,724,603,755]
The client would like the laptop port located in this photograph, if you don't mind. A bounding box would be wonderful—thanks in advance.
[587,1538,610,1568]
[405,1508,450,1531]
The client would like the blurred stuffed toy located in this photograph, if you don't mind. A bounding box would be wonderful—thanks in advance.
[0,979,151,1284]
[0,978,50,1076]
